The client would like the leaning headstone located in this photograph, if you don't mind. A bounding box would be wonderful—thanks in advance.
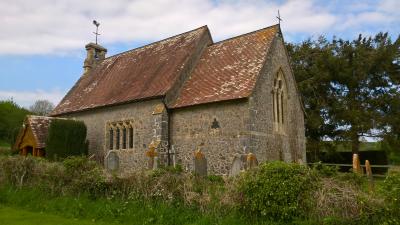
[365,160,374,191]
[352,154,362,174]
[230,154,242,176]
[106,151,119,171]
[194,149,207,176]
[246,153,258,169]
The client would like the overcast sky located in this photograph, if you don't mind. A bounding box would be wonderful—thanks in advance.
[0,0,399,107]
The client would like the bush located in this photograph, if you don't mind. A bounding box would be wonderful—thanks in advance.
[0,156,37,187]
[312,162,338,177]
[239,161,317,221]
[46,119,89,160]
[62,156,106,198]
[381,167,400,209]
[0,100,31,145]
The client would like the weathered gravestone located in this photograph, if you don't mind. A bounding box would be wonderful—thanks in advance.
[146,142,158,170]
[352,154,362,174]
[194,149,207,176]
[230,154,242,176]
[106,151,119,171]
[246,153,258,169]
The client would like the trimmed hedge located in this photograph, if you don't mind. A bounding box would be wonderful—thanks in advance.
[46,119,88,160]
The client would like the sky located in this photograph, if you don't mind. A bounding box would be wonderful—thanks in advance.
[0,0,399,108]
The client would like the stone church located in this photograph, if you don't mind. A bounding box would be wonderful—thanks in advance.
[50,24,306,175]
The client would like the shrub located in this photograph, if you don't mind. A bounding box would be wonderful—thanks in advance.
[381,167,400,209]
[62,156,106,197]
[46,119,89,160]
[238,161,317,221]
[0,156,37,187]
[312,162,338,177]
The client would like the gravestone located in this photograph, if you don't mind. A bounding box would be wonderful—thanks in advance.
[194,150,207,176]
[352,154,362,174]
[146,143,158,170]
[106,151,119,171]
[246,153,258,169]
[230,154,242,176]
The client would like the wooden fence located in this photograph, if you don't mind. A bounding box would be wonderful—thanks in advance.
[308,163,396,177]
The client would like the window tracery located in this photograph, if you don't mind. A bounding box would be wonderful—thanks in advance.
[106,120,134,151]
[272,69,287,133]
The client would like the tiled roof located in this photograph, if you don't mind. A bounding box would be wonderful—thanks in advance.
[51,26,209,116]
[14,115,55,149]
[27,116,54,148]
[171,25,279,108]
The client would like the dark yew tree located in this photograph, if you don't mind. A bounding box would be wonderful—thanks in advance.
[287,32,400,157]
[329,33,400,154]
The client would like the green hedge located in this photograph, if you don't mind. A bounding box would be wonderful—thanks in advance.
[46,119,88,160]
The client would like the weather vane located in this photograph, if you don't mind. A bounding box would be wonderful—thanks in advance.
[93,20,100,44]
[276,10,282,25]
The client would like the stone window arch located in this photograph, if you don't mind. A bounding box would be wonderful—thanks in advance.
[106,120,134,151]
[272,69,287,133]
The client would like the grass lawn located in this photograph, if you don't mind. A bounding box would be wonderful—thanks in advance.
[0,206,116,225]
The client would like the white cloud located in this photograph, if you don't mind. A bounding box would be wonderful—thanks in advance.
[0,0,337,55]
[0,0,398,55]
[0,89,66,108]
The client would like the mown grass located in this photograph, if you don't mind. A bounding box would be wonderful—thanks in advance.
[0,206,115,225]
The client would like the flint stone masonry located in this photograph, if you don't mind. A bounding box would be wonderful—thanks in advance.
[63,99,163,175]
[170,100,250,175]
[248,35,306,164]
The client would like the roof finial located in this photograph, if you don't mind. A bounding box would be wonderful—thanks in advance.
[92,20,101,44]
[276,10,282,25]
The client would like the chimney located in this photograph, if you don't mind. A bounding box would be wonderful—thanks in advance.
[83,43,107,75]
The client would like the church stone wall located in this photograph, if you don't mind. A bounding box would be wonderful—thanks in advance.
[248,35,306,164]
[170,100,250,175]
[62,99,164,174]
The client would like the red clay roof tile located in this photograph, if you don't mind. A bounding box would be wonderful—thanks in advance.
[171,25,279,108]
[51,26,208,116]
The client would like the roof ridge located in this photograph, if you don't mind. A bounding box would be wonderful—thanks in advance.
[211,24,279,46]
[102,25,209,61]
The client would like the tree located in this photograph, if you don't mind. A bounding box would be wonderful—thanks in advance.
[329,33,400,154]
[287,33,400,155]
[0,100,31,146]
[286,38,337,160]
[29,100,54,116]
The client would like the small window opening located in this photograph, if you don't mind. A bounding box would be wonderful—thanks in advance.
[122,128,127,149]
[109,129,113,150]
[211,118,220,129]
[129,127,133,149]
[116,128,120,149]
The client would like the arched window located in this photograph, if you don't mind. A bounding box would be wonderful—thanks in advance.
[122,127,127,149]
[272,69,287,133]
[106,120,134,151]
[129,127,134,149]
[109,128,114,150]
[116,128,120,149]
